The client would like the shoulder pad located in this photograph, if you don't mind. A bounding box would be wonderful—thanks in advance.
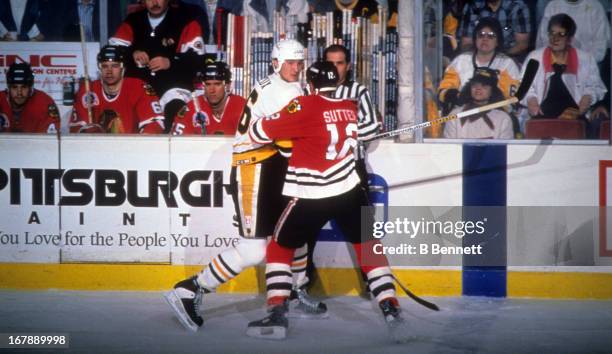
[286,99,302,114]
[143,83,157,96]
[48,104,60,118]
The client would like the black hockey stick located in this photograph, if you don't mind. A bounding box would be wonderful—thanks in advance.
[391,274,440,311]
[365,59,540,142]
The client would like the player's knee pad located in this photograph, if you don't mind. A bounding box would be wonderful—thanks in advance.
[233,237,267,267]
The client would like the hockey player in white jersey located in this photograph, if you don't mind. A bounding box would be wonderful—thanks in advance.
[165,39,326,332]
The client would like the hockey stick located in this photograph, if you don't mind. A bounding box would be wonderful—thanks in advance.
[366,59,540,142]
[391,274,440,311]
[192,92,207,135]
[79,23,94,125]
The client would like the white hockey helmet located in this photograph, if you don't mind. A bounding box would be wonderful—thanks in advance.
[271,39,305,73]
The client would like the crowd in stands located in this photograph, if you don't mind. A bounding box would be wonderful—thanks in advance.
[1,0,611,140]
[438,0,610,140]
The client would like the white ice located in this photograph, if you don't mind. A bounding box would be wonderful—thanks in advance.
[1,291,611,353]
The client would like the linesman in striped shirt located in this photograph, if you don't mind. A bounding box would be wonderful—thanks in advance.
[324,44,380,193]
[302,45,382,288]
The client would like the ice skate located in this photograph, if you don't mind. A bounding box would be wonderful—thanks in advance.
[246,303,289,340]
[164,276,205,332]
[379,298,413,343]
[288,288,329,319]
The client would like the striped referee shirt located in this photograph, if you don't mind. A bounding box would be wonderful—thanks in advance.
[333,80,380,142]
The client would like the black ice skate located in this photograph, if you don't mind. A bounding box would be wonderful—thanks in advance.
[288,288,329,319]
[164,276,205,332]
[246,303,289,340]
[379,298,412,343]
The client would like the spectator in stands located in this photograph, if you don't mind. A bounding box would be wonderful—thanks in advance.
[443,67,514,139]
[537,1,611,39]
[523,14,606,129]
[246,0,309,33]
[37,0,80,41]
[109,0,205,133]
[309,0,397,34]
[0,0,44,41]
[309,0,378,17]
[441,0,467,64]
[173,0,211,44]
[536,0,610,65]
[171,61,245,135]
[439,17,520,115]
[69,45,164,134]
[458,0,531,60]
[0,62,59,133]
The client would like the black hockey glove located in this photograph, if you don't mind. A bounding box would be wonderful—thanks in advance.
[441,88,460,115]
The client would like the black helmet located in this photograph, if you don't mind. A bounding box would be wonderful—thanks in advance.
[7,62,34,86]
[97,45,126,64]
[200,61,231,82]
[306,61,339,92]
[471,67,499,87]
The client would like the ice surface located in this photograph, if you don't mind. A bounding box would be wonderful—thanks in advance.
[1,291,611,353]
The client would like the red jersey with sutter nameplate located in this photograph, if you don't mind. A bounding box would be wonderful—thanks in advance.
[0,89,59,133]
[70,77,164,134]
[249,95,361,199]
[172,93,245,135]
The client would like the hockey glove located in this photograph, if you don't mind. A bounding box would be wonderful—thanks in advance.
[441,88,459,115]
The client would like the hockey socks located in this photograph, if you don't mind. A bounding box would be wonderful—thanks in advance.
[249,243,292,340]
[288,245,327,318]
[266,240,328,320]
[353,240,397,304]
[196,238,267,290]
[291,245,309,289]
[197,252,240,290]
[265,239,295,302]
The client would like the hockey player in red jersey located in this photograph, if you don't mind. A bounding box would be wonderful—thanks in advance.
[70,45,164,134]
[171,61,245,135]
[0,62,59,133]
[109,0,205,132]
[245,61,406,341]
[165,40,327,333]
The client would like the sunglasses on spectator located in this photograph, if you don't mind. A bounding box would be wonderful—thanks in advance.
[477,31,497,39]
[548,31,568,38]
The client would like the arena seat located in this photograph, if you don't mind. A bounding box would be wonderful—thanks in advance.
[600,120,610,140]
[525,119,586,139]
